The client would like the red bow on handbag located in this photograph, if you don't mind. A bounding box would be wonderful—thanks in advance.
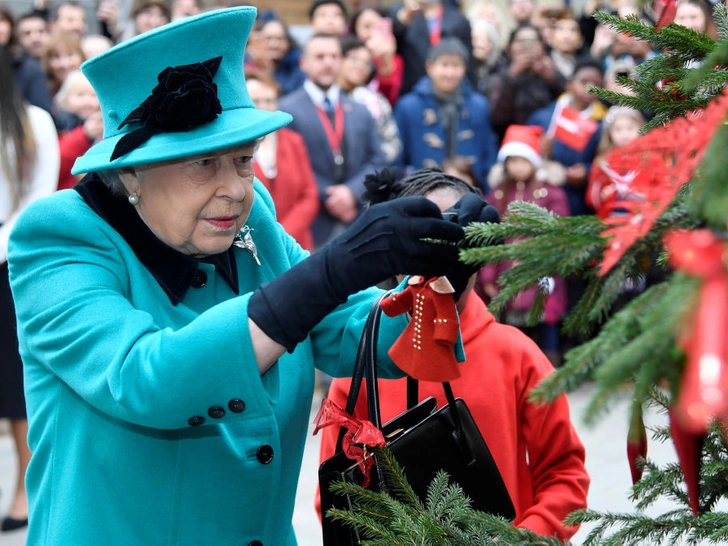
[313,398,386,487]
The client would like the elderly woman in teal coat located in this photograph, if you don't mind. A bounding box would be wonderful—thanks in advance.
[6,7,496,546]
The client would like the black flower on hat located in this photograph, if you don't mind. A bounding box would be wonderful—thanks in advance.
[110,56,223,162]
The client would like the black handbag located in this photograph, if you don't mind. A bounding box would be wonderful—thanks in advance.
[319,292,516,545]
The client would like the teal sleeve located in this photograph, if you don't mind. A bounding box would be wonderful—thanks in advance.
[8,194,278,430]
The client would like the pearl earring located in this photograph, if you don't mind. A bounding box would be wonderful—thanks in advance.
[128,192,139,205]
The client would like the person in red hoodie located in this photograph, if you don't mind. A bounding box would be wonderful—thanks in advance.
[247,71,320,251]
[317,168,589,542]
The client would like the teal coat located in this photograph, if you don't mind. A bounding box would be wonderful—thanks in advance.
[8,178,406,545]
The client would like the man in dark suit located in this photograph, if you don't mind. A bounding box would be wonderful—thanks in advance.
[390,0,474,96]
[279,33,385,247]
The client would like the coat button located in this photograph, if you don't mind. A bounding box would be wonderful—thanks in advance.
[191,270,207,288]
[256,444,274,464]
[188,416,205,426]
[208,406,225,419]
[248,541,263,546]
[228,398,246,413]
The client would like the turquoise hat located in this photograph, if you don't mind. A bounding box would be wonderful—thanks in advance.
[72,7,292,175]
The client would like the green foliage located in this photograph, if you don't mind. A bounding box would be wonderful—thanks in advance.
[328,447,564,545]
[456,11,728,546]
[588,12,724,130]
[566,415,728,545]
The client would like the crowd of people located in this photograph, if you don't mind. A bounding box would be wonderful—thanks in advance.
[0,0,714,541]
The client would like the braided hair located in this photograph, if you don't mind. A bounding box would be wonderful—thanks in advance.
[363,167,481,206]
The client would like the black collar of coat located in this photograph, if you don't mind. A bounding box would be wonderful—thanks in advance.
[74,173,239,305]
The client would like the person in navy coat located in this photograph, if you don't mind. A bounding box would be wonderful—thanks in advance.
[394,38,497,194]
[279,33,385,246]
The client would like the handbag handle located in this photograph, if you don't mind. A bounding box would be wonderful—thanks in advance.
[334,290,391,453]
[363,298,464,434]
[335,290,465,450]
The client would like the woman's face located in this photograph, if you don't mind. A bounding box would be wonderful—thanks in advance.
[509,27,544,61]
[261,21,289,61]
[48,47,83,84]
[121,142,257,257]
[247,78,278,112]
[341,46,373,88]
[674,2,707,32]
[0,15,11,46]
[136,5,169,35]
[472,28,494,62]
[63,77,100,119]
[550,18,582,54]
[354,8,381,42]
[610,116,641,148]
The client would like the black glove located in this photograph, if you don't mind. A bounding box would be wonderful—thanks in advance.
[248,196,464,351]
[443,193,500,300]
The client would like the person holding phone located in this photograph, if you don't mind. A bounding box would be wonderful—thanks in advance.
[350,4,404,105]
[484,23,566,143]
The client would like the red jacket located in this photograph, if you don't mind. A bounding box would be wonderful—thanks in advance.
[373,53,404,106]
[253,128,319,251]
[317,291,589,542]
[57,126,93,191]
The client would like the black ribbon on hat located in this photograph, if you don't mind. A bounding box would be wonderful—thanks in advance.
[110,56,224,162]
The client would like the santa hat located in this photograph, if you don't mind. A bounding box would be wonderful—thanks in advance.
[497,125,543,169]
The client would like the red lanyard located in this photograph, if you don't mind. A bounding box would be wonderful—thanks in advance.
[316,101,345,163]
[428,5,443,46]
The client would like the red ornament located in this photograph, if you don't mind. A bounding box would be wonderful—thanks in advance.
[314,398,386,487]
[598,89,728,276]
[380,276,462,382]
[665,229,728,433]
[669,408,705,515]
[654,0,678,29]
[627,405,648,484]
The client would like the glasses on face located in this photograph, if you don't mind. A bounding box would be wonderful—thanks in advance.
[252,97,277,107]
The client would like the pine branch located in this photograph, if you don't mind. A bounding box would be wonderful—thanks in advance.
[583,273,698,424]
[715,3,728,39]
[593,12,715,57]
[329,446,567,544]
[529,283,669,403]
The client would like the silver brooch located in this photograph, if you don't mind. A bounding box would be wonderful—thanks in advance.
[234,225,260,266]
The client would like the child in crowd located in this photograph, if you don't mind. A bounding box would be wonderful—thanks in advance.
[528,57,606,216]
[54,70,103,190]
[309,0,348,36]
[318,168,589,542]
[674,0,717,39]
[443,155,482,189]
[586,106,647,220]
[394,38,497,193]
[479,125,570,366]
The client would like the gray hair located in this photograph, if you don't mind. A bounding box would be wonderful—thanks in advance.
[97,168,128,197]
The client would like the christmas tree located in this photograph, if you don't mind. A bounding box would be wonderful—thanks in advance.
[326,7,728,544]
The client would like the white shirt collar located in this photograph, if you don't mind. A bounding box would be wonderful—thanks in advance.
[303,80,341,109]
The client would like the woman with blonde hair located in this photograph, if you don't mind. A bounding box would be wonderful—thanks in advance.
[0,44,59,533]
[40,30,85,98]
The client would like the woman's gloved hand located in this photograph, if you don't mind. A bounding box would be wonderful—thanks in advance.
[442,193,500,300]
[248,197,464,351]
